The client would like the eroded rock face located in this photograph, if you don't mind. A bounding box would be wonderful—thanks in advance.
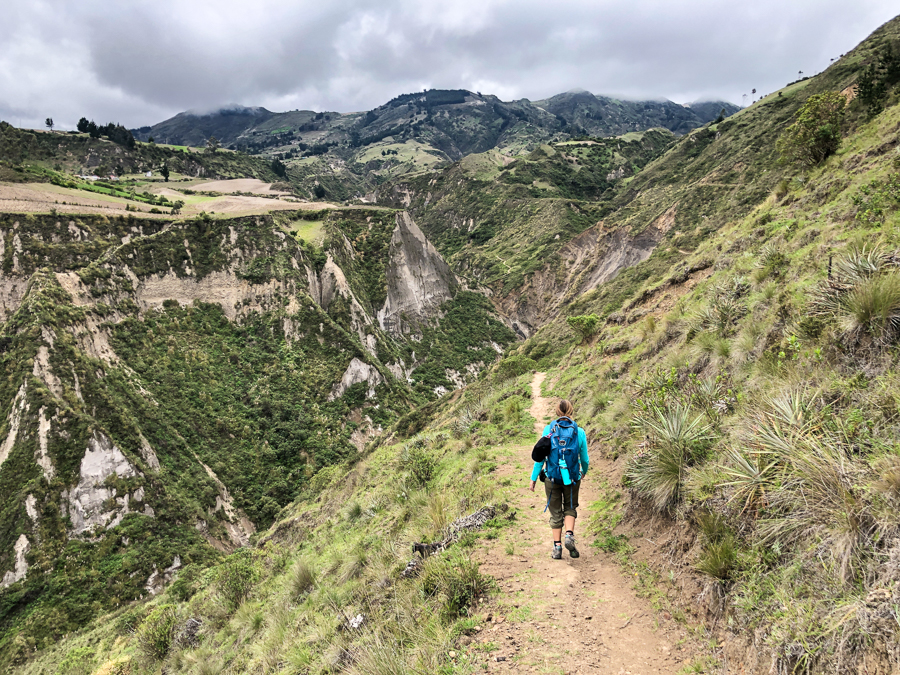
[495,215,668,337]
[315,257,377,353]
[377,212,457,335]
[329,358,383,401]
[2,534,30,588]
[196,457,255,548]
[145,555,181,595]
[0,383,28,471]
[66,432,142,536]
[136,270,295,321]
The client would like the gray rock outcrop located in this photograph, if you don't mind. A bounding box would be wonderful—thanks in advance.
[377,212,457,335]
[328,358,383,401]
[1,534,30,588]
[65,432,143,536]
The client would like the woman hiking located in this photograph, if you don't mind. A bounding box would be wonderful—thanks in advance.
[530,399,589,559]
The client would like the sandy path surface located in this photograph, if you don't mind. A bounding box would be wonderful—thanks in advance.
[469,373,701,674]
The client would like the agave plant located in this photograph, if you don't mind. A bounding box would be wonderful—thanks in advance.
[808,245,900,345]
[627,402,714,511]
[757,437,873,584]
[720,447,780,514]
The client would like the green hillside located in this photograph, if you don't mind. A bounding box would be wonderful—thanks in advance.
[129,90,738,202]
[0,124,282,184]
[371,128,676,297]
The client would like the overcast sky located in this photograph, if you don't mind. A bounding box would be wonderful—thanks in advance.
[2,0,897,130]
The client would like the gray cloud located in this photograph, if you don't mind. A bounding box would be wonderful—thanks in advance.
[1,0,897,130]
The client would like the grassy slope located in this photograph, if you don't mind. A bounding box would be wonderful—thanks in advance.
[14,373,537,675]
[0,124,281,185]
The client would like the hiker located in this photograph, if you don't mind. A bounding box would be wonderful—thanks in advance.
[530,399,589,560]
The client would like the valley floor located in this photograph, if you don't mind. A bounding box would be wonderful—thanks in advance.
[468,374,705,674]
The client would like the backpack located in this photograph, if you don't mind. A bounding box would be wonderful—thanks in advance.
[544,418,581,485]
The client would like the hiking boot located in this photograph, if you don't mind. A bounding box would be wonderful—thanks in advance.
[551,544,562,560]
[565,533,580,558]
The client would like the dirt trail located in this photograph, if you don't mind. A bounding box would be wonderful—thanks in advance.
[469,373,700,673]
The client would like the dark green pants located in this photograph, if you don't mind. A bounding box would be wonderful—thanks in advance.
[544,479,580,529]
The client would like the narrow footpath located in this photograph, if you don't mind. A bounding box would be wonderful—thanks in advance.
[469,372,702,674]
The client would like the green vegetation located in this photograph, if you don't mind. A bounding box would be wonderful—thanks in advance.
[776,91,846,166]
[0,122,281,184]
[566,314,601,343]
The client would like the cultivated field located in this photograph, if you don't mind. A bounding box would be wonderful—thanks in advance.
[0,182,333,217]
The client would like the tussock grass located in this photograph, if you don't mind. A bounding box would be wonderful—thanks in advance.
[289,559,316,600]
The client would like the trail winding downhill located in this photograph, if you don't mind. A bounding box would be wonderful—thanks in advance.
[469,372,702,674]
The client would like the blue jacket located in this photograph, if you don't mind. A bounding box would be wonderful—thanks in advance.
[530,419,589,482]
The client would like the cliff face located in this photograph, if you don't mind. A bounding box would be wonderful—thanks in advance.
[378,211,458,335]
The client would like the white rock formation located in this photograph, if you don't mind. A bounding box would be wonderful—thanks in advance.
[138,433,160,472]
[32,346,64,398]
[145,555,181,595]
[25,494,38,522]
[66,432,142,536]
[377,212,457,334]
[2,535,30,587]
[36,407,55,479]
[0,383,28,471]
[136,270,294,321]
[328,358,383,401]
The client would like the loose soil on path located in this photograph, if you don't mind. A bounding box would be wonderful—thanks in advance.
[469,372,704,674]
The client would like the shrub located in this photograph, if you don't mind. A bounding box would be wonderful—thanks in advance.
[217,551,258,611]
[135,604,178,663]
[852,169,900,226]
[502,396,523,425]
[345,501,363,521]
[495,354,536,380]
[808,246,900,345]
[626,402,714,510]
[403,444,436,486]
[694,511,738,582]
[841,274,900,342]
[566,313,601,343]
[776,91,846,166]
[168,563,203,602]
[56,647,95,675]
[695,534,737,581]
[754,244,788,280]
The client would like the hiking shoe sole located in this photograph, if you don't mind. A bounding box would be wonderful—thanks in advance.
[565,535,580,558]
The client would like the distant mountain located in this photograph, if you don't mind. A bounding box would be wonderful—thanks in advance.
[682,100,742,122]
[131,89,738,160]
[132,105,276,148]
[531,91,738,136]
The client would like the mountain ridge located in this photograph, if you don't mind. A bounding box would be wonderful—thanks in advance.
[131,89,739,157]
